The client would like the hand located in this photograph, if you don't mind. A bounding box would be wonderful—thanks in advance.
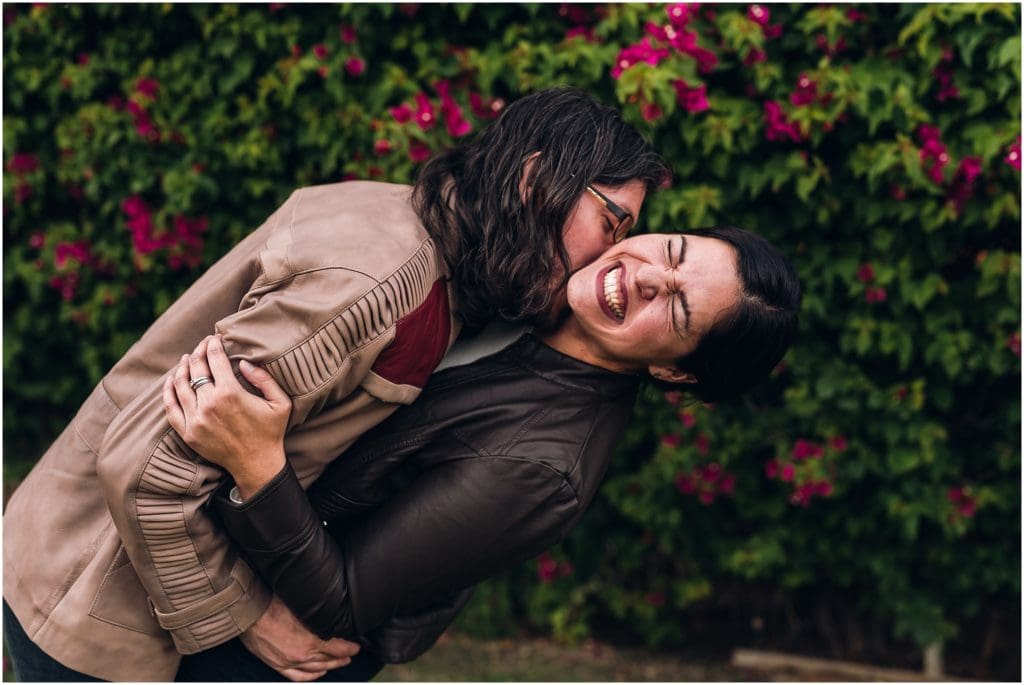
[241,595,361,682]
[163,334,292,497]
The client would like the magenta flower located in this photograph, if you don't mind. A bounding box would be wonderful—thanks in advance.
[408,139,431,163]
[865,287,887,304]
[856,263,875,283]
[344,57,365,76]
[699,462,721,483]
[675,473,696,494]
[763,23,783,40]
[792,439,824,461]
[565,26,596,42]
[536,552,559,583]
[719,473,736,495]
[55,240,94,268]
[764,459,779,479]
[790,73,818,107]
[957,156,983,185]
[747,4,769,26]
[135,77,159,99]
[663,391,683,405]
[947,486,978,518]
[390,103,413,124]
[14,182,33,204]
[674,79,709,113]
[611,38,670,79]
[666,3,699,28]
[313,43,329,60]
[698,490,715,505]
[846,8,868,22]
[469,92,504,120]
[442,101,472,137]
[1005,136,1021,171]
[414,93,435,130]
[641,102,663,122]
[743,48,766,66]
[558,3,593,25]
[694,433,710,455]
[917,124,941,143]
[779,463,795,482]
[7,152,39,175]
[763,101,803,142]
[661,433,681,448]
[339,23,357,44]
[814,480,834,497]
[373,139,392,156]
[829,435,848,452]
[1007,331,1021,357]
[29,232,45,249]
[679,410,697,428]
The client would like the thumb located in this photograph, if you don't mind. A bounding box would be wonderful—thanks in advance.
[239,360,291,408]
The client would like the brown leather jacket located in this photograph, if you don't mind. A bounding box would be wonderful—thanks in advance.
[214,335,640,663]
[3,182,459,681]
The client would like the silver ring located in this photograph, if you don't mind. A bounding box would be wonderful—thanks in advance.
[189,376,213,391]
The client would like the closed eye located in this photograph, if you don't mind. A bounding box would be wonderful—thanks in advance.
[666,238,690,338]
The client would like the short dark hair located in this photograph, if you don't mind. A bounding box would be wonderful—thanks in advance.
[658,226,802,403]
[413,87,668,330]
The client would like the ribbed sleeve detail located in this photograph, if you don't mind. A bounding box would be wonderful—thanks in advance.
[264,241,438,398]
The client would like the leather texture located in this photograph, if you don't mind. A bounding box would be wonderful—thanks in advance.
[214,334,640,663]
[3,182,458,681]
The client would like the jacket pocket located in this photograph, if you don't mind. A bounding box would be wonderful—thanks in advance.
[88,544,166,636]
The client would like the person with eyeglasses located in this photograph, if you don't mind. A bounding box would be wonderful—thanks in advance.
[2,87,667,682]
[166,227,801,682]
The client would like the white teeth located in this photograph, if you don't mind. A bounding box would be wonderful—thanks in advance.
[603,267,624,319]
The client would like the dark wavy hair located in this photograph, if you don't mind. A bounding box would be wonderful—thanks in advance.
[657,226,802,403]
[413,87,668,330]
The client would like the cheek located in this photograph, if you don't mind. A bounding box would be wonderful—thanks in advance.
[562,219,609,271]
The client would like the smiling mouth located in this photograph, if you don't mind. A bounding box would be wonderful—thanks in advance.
[599,263,626,322]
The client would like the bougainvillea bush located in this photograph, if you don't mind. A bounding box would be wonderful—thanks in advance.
[3,3,1019,675]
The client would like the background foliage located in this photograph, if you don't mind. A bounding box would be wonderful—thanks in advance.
[3,3,1020,677]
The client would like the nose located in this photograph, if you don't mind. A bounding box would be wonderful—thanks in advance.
[634,263,666,300]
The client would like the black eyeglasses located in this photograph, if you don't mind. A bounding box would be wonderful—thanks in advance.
[585,184,634,242]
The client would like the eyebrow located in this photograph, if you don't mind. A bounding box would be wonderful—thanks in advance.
[670,236,691,337]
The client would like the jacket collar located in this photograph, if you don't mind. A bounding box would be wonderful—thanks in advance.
[503,334,642,399]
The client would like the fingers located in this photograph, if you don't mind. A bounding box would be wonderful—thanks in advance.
[206,334,241,390]
[173,355,197,412]
[163,375,187,434]
[188,336,213,390]
[239,358,291,409]
[317,637,361,659]
[279,668,327,682]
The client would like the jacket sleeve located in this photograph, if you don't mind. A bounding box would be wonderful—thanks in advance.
[212,456,575,645]
[95,260,394,655]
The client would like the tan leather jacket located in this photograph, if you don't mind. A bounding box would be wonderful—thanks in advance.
[3,182,459,681]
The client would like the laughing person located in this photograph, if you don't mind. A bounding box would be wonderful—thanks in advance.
[167,228,800,681]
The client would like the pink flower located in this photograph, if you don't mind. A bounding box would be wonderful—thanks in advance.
[865,287,887,304]
[645,592,666,607]
[611,38,670,79]
[558,3,593,25]
[917,124,942,143]
[763,101,803,142]
[743,48,766,66]
[694,433,710,455]
[927,162,946,185]
[1005,136,1021,171]
[7,152,39,175]
[699,463,721,483]
[344,57,365,76]
[947,486,977,518]
[1007,331,1021,357]
[829,435,848,452]
[698,490,715,505]
[537,552,559,583]
[135,77,159,99]
[790,73,817,107]
[29,232,45,249]
[846,8,868,22]
[373,139,392,156]
[641,102,663,122]
[780,463,795,482]
[340,23,357,44]
[792,439,824,461]
[55,240,94,268]
[469,92,504,120]
[679,410,696,428]
[957,156,983,185]
[747,4,769,26]
[390,103,413,124]
[664,391,683,406]
[442,100,472,137]
[661,433,681,449]
[674,80,709,113]
[565,26,596,42]
[675,473,697,494]
[414,93,435,130]
[856,263,875,283]
[313,43,329,60]
[814,480,834,497]
[790,484,813,507]
[408,139,431,163]
[764,459,779,479]
[764,23,783,40]
[666,3,699,28]
[718,473,736,495]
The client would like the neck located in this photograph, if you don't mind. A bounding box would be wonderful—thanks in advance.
[538,318,634,373]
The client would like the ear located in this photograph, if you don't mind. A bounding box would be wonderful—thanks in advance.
[519,151,542,203]
[648,365,696,385]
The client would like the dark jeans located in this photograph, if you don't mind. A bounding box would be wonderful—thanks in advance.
[3,600,382,682]
[3,600,103,682]
[176,637,384,682]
